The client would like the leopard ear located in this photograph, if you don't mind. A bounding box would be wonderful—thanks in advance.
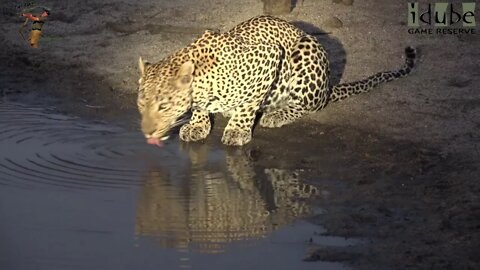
[176,61,195,87]
[138,57,150,76]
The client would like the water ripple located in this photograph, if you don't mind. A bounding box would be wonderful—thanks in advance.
[0,101,172,190]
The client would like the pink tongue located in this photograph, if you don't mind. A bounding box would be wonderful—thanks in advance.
[146,138,164,147]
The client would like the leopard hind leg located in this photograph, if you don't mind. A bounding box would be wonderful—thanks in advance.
[260,35,330,128]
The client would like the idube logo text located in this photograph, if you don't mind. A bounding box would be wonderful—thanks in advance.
[407,2,476,35]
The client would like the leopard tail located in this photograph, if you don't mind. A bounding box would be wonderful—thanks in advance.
[328,46,416,103]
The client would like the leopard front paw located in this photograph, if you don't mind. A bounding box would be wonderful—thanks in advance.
[179,123,210,142]
[221,129,252,146]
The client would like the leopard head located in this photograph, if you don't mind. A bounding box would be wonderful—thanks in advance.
[137,57,194,143]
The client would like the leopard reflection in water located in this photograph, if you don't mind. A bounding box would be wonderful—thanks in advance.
[135,143,319,253]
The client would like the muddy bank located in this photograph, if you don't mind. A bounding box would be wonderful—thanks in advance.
[1,0,479,269]
[207,115,479,269]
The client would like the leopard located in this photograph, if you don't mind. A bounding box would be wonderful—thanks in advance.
[137,15,416,146]
[136,144,320,252]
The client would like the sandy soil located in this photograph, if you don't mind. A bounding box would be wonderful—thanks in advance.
[1,0,479,269]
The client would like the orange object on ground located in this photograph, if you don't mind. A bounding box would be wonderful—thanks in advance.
[29,29,42,48]
[20,9,49,48]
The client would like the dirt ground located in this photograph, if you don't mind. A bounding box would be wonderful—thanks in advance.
[1,0,479,269]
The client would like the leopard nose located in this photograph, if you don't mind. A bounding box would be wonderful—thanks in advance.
[141,121,156,137]
[144,130,155,137]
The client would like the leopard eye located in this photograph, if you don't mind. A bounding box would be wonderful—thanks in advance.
[157,103,168,111]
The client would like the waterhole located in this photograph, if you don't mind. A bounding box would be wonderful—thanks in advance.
[0,101,353,270]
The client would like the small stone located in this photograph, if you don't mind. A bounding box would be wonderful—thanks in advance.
[324,16,343,28]
[333,0,353,5]
[262,0,291,15]
[447,77,471,88]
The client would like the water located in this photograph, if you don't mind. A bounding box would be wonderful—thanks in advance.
[0,101,353,270]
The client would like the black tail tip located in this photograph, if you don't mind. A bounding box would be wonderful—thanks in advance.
[404,46,416,69]
[405,46,416,59]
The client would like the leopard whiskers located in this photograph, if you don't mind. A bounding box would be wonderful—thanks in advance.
[172,117,189,127]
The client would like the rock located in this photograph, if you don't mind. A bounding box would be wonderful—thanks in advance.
[261,0,291,15]
[333,0,354,5]
[324,16,343,28]
[447,77,472,88]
